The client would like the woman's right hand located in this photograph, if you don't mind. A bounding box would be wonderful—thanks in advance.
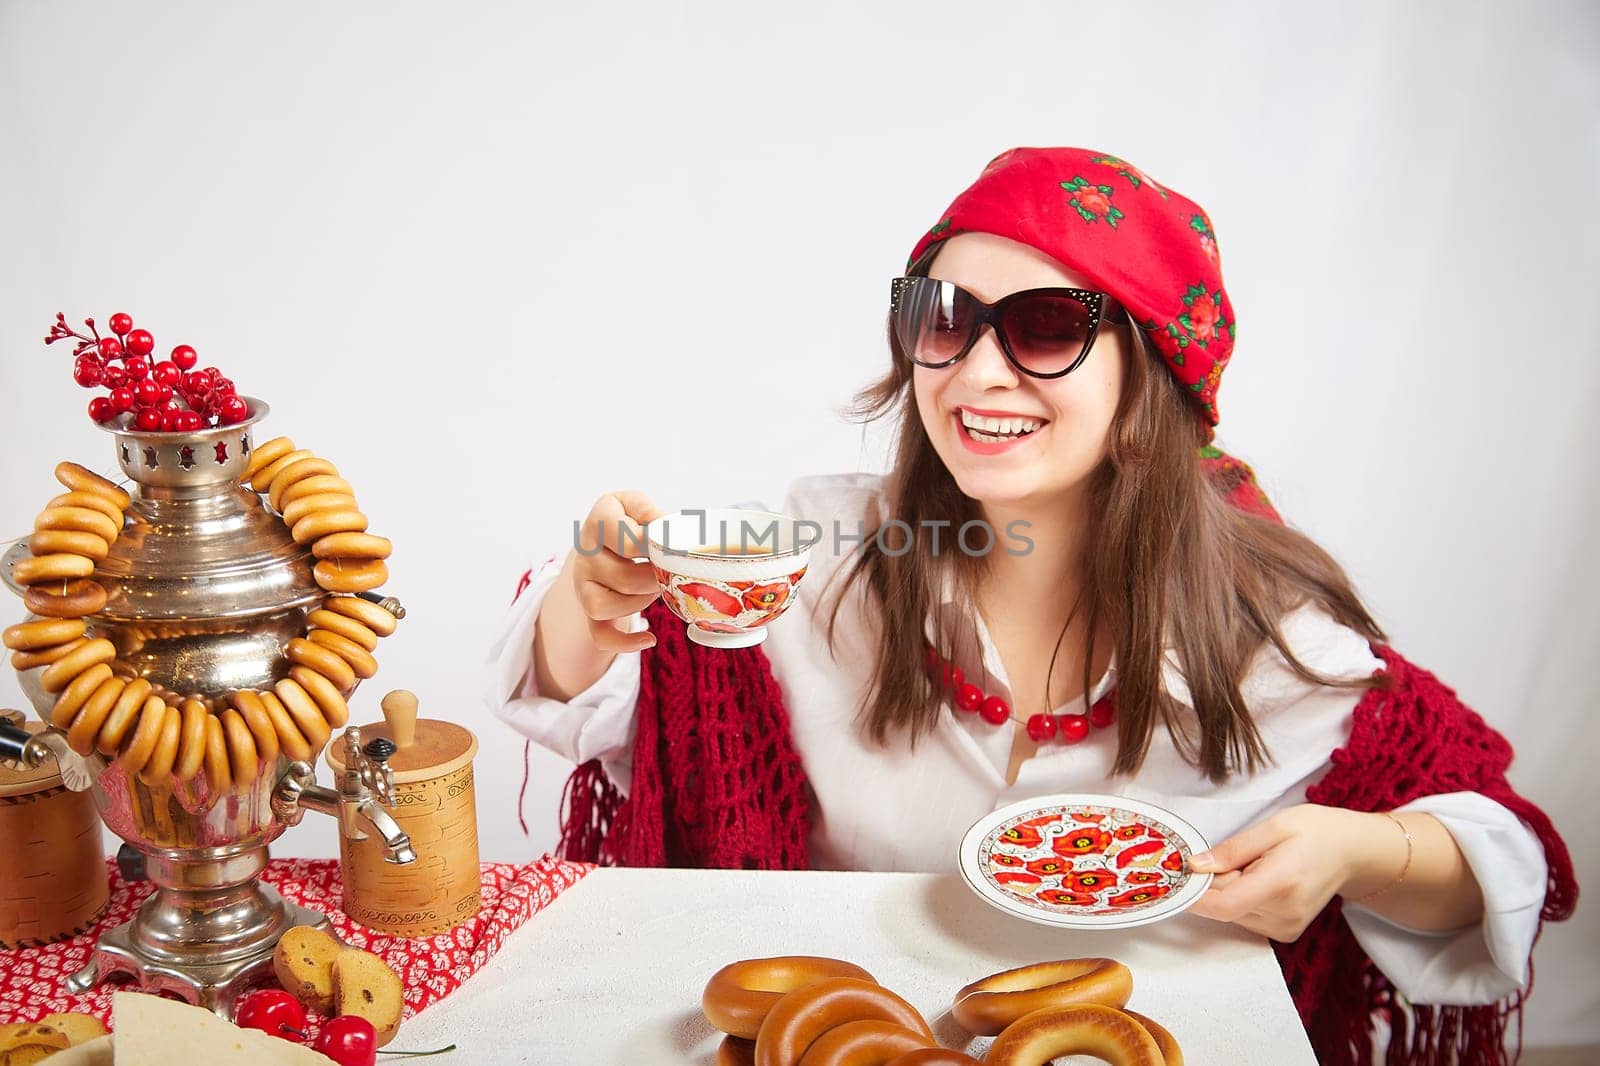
[533,491,665,702]
[569,491,665,654]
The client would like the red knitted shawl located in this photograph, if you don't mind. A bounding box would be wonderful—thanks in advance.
[547,598,1577,1065]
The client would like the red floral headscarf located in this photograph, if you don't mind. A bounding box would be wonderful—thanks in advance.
[908,147,1233,428]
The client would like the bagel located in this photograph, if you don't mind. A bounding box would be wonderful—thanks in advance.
[229,690,282,766]
[203,713,232,794]
[312,532,392,561]
[882,1052,983,1066]
[268,457,340,511]
[46,490,124,525]
[54,461,131,510]
[12,553,96,586]
[273,678,331,754]
[307,628,379,679]
[754,978,933,1066]
[313,558,387,594]
[703,957,878,1040]
[138,703,183,786]
[794,1020,930,1066]
[277,474,355,508]
[28,529,110,560]
[221,709,260,789]
[119,695,169,779]
[24,578,107,618]
[305,608,379,651]
[257,689,313,763]
[10,637,88,672]
[49,662,113,729]
[241,436,296,482]
[97,679,153,755]
[282,492,359,529]
[950,958,1134,1036]
[292,509,368,545]
[34,505,120,544]
[286,637,356,692]
[981,1004,1163,1066]
[174,700,210,783]
[66,675,127,756]
[3,617,86,652]
[288,665,351,729]
[249,448,314,494]
[323,595,398,637]
[40,638,117,694]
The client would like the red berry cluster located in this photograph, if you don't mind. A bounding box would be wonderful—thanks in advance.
[234,989,453,1066]
[44,311,250,430]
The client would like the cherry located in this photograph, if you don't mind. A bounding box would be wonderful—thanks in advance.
[124,328,154,357]
[152,360,182,387]
[201,366,223,382]
[213,376,236,396]
[73,360,104,388]
[123,356,151,381]
[1026,713,1057,742]
[1088,699,1117,730]
[109,312,133,336]
[108,387,136,414]
[312,1016,377,1066]
[181,371,211,396]
[219,395,250,424]
[183,410,208,431]
[97,336,123,359]
[156,382,174,405]
[88,396,116,423]
[103,365,128,389]
[170,344,197,370]
[133,406,163,431]
[234,989,308,1043]
[161,409,181,432]
[134,379,164,407]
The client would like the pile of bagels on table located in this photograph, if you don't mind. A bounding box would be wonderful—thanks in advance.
[702,954,1182,1066]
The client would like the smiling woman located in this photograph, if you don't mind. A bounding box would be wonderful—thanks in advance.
[485,146,1577,1066]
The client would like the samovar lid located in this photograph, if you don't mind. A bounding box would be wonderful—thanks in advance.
[0,721,65,798]
[325,718,477,786]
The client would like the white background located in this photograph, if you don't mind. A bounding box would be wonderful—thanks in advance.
[1,0,1595,1048]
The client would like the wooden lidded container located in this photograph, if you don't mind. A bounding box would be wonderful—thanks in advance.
[0,722,109,948]
[326,691,481,937]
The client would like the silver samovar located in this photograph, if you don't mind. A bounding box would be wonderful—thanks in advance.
[0,399,415,1016]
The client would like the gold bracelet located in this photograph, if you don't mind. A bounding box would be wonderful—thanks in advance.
[1352,811,1414,904]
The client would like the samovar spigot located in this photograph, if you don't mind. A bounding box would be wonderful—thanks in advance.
[271,727,416,866]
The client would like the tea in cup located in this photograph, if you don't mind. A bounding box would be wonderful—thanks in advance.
[644,508,816,648]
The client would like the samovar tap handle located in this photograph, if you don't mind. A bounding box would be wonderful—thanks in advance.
[0,710,104,791]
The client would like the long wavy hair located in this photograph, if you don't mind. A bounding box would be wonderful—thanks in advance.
[820,249,1385,782]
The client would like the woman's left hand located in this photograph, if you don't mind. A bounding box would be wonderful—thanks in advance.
[1185,804,1398,942]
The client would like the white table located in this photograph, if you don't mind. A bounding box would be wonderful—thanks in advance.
[402,867,1318,1064]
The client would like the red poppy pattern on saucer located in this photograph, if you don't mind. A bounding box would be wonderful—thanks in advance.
[979,804,1192,916]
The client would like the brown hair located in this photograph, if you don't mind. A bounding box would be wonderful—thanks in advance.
[820,251,1386,782]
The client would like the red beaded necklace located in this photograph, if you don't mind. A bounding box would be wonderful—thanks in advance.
[923,642,1116,744]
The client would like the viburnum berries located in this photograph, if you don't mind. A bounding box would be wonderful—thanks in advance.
[45,311,248,430]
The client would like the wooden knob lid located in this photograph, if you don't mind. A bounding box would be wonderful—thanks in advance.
[381,689,418,750]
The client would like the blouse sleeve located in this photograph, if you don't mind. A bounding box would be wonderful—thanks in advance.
[480,551,645,794]
[1225,605,1548,1006]
[1341,791,1548,1005]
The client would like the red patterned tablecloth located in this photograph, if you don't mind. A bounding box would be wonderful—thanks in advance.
[0,854,591,1026]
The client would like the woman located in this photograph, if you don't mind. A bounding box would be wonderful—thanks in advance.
[483,147,1574,1063]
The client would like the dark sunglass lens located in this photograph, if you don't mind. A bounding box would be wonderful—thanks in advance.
[1000,294,1093,372]
[895,279,970,364]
